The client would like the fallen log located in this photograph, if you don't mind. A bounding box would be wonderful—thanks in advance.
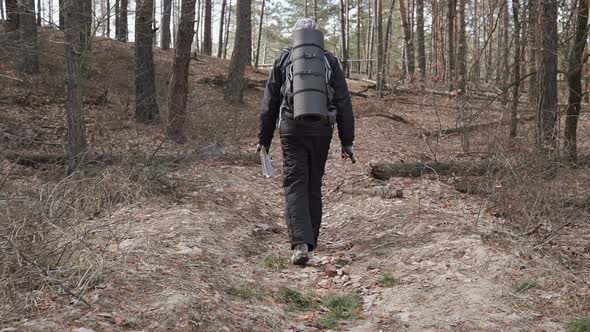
[422,114,536,137]
[370,160,503,179]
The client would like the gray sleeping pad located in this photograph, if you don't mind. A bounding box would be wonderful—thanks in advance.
[291,28,328,120]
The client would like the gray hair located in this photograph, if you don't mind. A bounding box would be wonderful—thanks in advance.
[293,18,318,31]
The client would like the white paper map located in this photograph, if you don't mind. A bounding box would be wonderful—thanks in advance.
[260,149,275,178]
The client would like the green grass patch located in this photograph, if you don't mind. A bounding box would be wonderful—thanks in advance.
[514,279,542,293]
[261,255,289,271]
[378,272,399,288]
[227,283,270,301]
[278,287,314,311]
[567,316,590,332]
[318,293,362,329]
[366,260,381,270]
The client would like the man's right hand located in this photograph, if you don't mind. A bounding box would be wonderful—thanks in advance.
[341,145,356,163]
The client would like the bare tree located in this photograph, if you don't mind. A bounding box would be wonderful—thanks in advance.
[36,0,41,25]
[399,0,414,78]
[6,0,19,30]
[356,0,362,73]
[376,0,384,94]
[106,0,110,36]
[537,0,558,150]
[224,0,251,104]
[161,0,172,49]
[339,0,348,75]
[80,0,92,51]
[457,0,466,90]
[223,0,232,58]
[18,0,39,74]
[510,0,521,138]
[167,0,197,142]
[416,0,425,77]
[384,0,396,75]
[203,0,212,55]
[217,0,227,57]
[64,0,87,174]
[254,0,265,67]
[447,0,455,88]
[565,0,589,161]
[116,0,128,41]
[527,0,538,104]
[366,0,373,76]
[135,0,159,122]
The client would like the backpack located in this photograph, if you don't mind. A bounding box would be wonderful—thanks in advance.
[279,29,337,125]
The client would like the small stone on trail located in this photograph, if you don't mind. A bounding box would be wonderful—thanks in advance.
[252,223,271,236]
[324,264,338,277]
[342,265,352,275]
[318,279,330,288]
[73,329,95,332]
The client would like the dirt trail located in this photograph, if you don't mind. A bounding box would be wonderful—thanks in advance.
[24,116,567,332]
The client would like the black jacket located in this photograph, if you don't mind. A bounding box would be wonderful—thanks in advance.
[258,49,355,149]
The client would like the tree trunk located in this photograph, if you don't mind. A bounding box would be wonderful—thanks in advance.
[80,0,92,52]
[161,0,172,49]
[500,0,510,105]
[64,0,87,174]
[313,0,317,20]
[0,0,4,21]
[49,0,54,26]
[254,0,265,67]
[117,0,128,41]
[447,0,456,89]
[223,0,232,58]
[564,0,589,161]
[356,0,362,73]
[471,0,480,85]
[345,0,350,77]
[431,0,437,76]
[217,0,227,57]
[510,0,521,138]
[106,0,110,36]
[384,0,395,76]
[485,1,494,82]
[416,0,425,77]
[376,0,384,94]
[203,0,212,55]
[366,0,373,76]
[6,0,19,30]
[18,0,39,74]
[537,0,558,151]
[399,0,414,79]
[457,0,466,91]
[115,0,119,37]
[135,0,159,122]
[339,0,348,75]
[152,0,157,45]
[167,0,196,143]
[527,0,538,104]
[224,0,251,104]
[195,0,203,52]
[36,0,41,25]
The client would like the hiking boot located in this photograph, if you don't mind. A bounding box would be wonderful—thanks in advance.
[291,243,309,266]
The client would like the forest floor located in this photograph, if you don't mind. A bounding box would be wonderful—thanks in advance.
[1,27,590,332]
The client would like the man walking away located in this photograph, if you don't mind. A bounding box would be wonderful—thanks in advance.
[257,18,355,266]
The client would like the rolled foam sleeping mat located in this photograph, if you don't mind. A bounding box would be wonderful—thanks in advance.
[291,29,328,120]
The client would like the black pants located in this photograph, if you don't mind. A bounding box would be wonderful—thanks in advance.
[281,135,332,251]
